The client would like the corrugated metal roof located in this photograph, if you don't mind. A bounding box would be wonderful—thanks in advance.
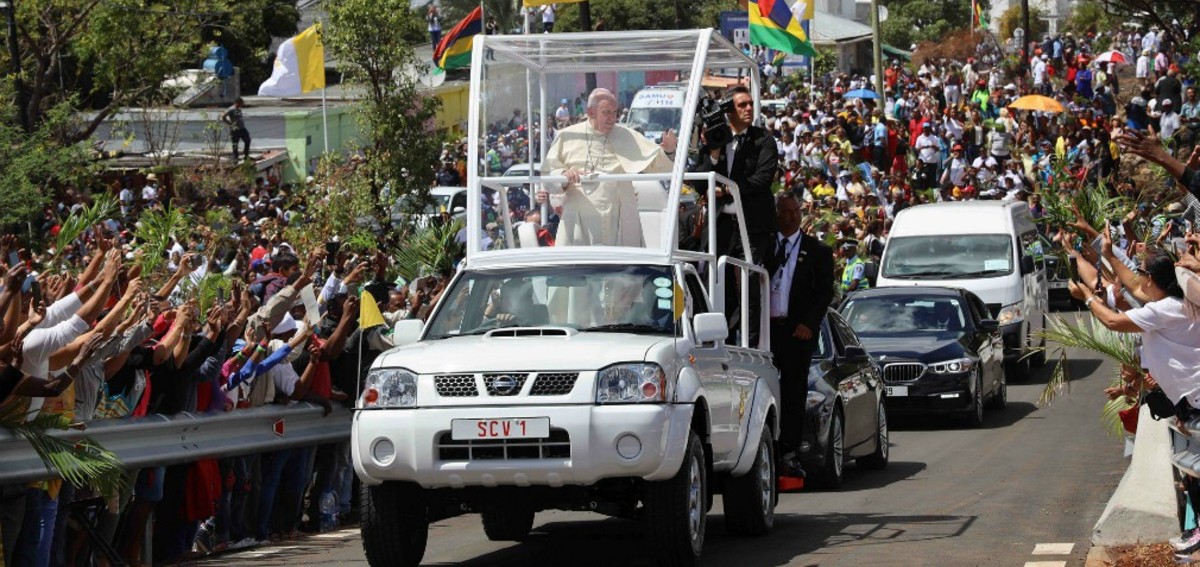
[812,10,873,45]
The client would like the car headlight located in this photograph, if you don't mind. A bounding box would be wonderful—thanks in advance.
[360,368,418,409]
[997,303,1023,326]
[595,363,669,403]
[928,358,975,374]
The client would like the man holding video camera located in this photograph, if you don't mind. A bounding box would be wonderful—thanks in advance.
[692,85,779,263]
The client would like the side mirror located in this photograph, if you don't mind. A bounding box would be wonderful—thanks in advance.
[1020,255,1035,276]
[978,319,1000,332]
[842,345,870,364]
[392,319,424,347]
[693,312,729,345]
[451,206,466,214]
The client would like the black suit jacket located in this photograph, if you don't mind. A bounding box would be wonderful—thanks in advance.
[693,125,779,236]
[766,232,835,339]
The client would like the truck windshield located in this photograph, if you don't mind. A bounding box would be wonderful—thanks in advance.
[625,107,682,139]
[880,235,1013,279]
[425,265,678,340]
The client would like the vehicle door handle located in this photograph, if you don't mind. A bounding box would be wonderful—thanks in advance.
[721,363,729,371]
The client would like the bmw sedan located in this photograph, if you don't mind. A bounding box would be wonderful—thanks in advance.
[838,287,1006,427]
[800,309,890,489]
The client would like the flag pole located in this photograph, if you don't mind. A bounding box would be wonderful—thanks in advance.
[320,22,330,156]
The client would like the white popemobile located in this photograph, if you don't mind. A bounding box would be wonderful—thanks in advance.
[352,30,781,567]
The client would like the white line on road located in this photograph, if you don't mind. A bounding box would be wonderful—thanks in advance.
[1023,562,1067,567]
[1032,543,1075,555]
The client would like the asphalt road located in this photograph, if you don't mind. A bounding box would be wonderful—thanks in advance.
[192,345,1128,567]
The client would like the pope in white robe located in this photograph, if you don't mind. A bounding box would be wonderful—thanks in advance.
[541,88,677,247]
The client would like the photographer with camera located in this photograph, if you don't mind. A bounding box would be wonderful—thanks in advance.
[692,85,779,263]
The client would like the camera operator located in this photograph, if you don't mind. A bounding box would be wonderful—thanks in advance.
[692,85,779,263]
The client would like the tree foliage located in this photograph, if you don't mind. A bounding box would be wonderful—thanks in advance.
[323,0,443,214]
[550,0,725,33]
[880,0,972,48]
[1064,1,1114,36]
[198,0,301,95]
[440,0,521,34]
[998,5,1044,41]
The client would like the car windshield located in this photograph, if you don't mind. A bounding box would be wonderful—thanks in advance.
[842,297,967,334]
[626,107,682,137]
[424,265,678,340]
[881,235,1013,279]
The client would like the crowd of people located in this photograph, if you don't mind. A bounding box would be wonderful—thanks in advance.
[2,179,459,566]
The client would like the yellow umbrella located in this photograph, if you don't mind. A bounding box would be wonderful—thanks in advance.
[1008,94,1065,113]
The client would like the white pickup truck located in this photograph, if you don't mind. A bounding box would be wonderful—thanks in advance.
[352,30,781,567]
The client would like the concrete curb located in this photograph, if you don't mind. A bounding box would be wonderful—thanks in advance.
[1084,545,1113,567]
[1092,405,1179,546]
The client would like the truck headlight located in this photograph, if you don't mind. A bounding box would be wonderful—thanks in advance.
[595,363,669,403]
[997,303,1023,326]
[928,358,975,375]
[361,368,418,408]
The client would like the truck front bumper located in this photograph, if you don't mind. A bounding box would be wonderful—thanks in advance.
[353,404,694,488]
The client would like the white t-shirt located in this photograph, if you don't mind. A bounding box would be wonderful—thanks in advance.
[269,361,302,402]
[1125,297,1200,406]
[142,185,158,201]
[21,315,89,379]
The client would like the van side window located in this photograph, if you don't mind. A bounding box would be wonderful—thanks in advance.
[1019,230,1044,269]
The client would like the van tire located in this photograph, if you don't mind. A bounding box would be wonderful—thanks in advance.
[482,507,535,541]
[723,426,776,536]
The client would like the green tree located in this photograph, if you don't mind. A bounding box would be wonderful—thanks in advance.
[552,0,726,32]
[1,0,241,142]
[323,0,442,217]
[880,0,972,45]
[997,5,1044,41]
[440,0,521,34]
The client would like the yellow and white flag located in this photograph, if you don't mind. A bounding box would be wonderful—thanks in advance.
[258,24,325,96]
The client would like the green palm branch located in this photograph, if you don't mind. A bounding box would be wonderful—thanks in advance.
[393,220,465,282]
[52,194,118,262]
[133,205,191,280]
[176,271,232,319]
[1031,314,1142,436]
[0,399,128,498]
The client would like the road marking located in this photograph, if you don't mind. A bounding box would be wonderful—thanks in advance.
[1032,543,1075,555]
[1023,562,1067,567]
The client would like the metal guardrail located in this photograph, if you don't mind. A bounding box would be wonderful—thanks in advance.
[0,403,352,485]
[1168,418,1200,477]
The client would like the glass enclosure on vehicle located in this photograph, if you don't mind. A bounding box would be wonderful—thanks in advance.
[466,30,759,263]
[880,235,1014,280]
[841,296,969,334]
[424,265,680,339]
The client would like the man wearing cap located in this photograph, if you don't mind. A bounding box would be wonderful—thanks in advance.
[1137,49,1152,86]
[1155,99,1182,144]
[1157,65,1184,111]
[767,193,834,481]
[141,173,159,206]
[555,99,571,128]
[941,144,969,190]
[839,239,869,293]
[914,122,940,190]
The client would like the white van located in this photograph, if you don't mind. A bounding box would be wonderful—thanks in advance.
[623,85,687,144]
[875,201,1048,379]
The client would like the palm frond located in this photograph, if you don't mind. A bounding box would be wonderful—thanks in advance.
[0,399,128,498]
[1100,379,1136,439]
[133,205,191,281]
[176,271,232,318]
[393,220,465,282]
[52,194,119,260]
[1033,314,1142,407]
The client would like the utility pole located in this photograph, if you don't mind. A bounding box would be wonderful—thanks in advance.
[580,1,596,92]
[672,0,685,29]
[1020,0,1032,72]
[0,0,28,133]
[869,0,884,97]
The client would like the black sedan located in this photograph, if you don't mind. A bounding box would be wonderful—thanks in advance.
[838,287,1006,427]
[799,309,889,488]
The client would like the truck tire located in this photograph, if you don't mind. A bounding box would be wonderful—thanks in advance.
[645,430,707,567]
[481,507,535,541]
[857,400,889,470]
[360,482,428,567]
[723,426,776,536]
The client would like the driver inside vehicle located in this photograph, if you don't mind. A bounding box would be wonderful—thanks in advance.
[483,278,549,327]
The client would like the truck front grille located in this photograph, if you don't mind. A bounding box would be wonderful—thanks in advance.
[434,375,478,397]
[436,428,571,461]
[529,373,578,396]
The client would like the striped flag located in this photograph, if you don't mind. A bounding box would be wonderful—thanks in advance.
[258,24,325,96]
[433,6,483,71]
[749,0,816,57]
[973,0,989,30]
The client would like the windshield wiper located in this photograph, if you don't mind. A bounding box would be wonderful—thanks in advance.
[889,270,956,278]
[944,269,1009,279]
[581,323,670,334]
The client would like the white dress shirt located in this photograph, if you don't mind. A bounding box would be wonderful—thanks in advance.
[770,231,802,318]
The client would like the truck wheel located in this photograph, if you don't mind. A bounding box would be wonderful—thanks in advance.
[360,482,428,567]
[645,430,707,567]
[812,409,844,489]
[723,426,776,536]
[857,401,889,470]
[481,507,535,541]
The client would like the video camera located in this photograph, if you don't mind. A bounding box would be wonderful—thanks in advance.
[697,96,734,151]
